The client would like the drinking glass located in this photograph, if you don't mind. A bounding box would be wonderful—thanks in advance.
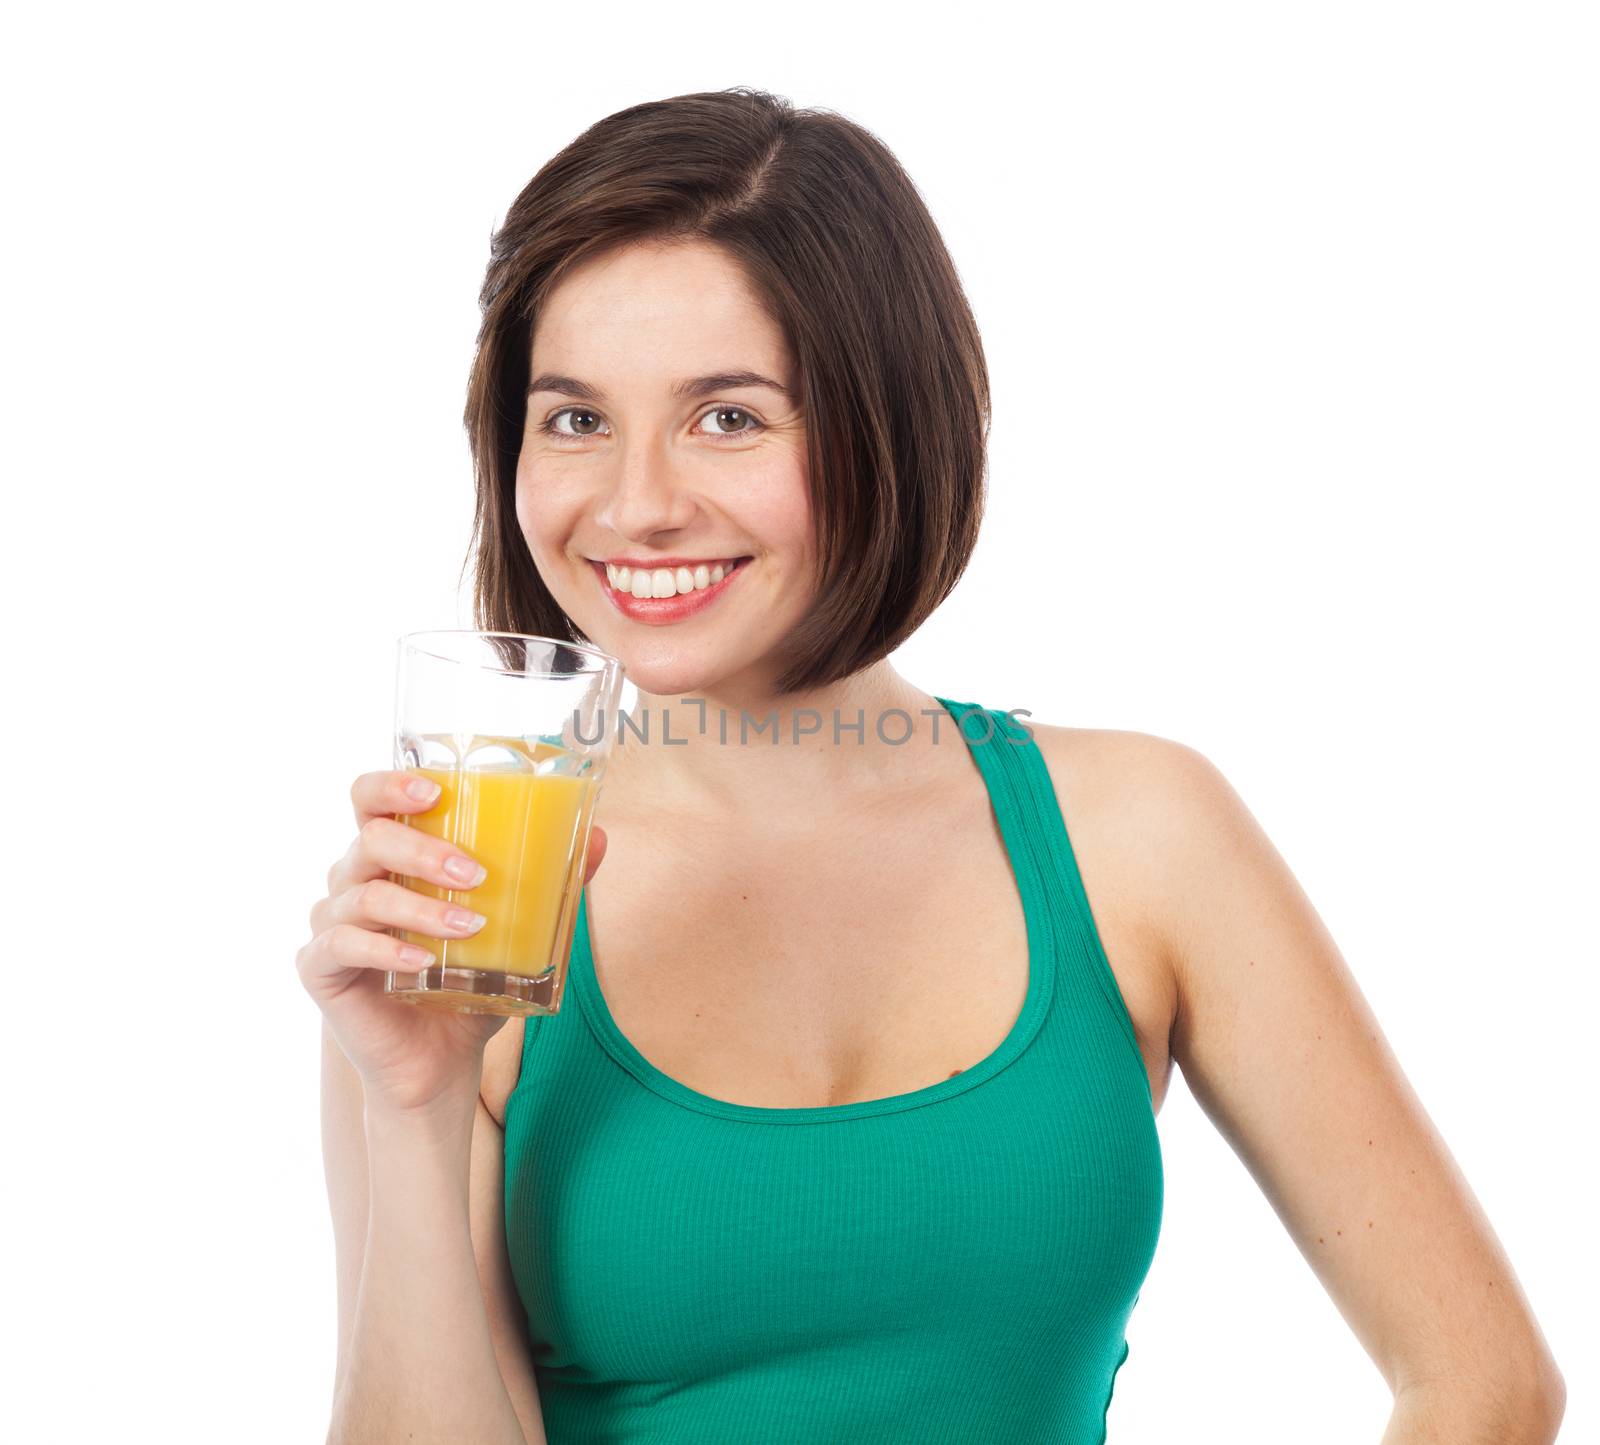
[385,630,624,1016]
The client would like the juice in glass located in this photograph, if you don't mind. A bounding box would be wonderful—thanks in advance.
[386,630,621,1016]
[389,735,596,1015]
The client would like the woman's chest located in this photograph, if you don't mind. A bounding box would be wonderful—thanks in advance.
[501,767,1168,1120]
[484,730,1177,1122]
[580,795,1037,1111]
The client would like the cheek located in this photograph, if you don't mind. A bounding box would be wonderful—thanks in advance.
[513,480,532,542]
[737,455,814,556]
[776,505,813,568]
[512,491,549,571]
[513,463,577,553]
[772,482,817,573]
[512,451,535,535]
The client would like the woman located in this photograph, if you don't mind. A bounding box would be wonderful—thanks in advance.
[300,89,1566,1444]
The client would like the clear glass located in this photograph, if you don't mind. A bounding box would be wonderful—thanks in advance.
[384,630,624,1016]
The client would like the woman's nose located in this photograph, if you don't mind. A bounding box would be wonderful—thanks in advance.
[596,448,698,540]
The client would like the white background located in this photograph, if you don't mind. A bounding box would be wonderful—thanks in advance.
[4,3,1594,1441]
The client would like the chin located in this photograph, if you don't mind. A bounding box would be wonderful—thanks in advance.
[594,636,757,701]
[613,657,725,699]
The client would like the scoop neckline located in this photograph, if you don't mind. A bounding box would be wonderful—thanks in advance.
[570,696,1055,1125]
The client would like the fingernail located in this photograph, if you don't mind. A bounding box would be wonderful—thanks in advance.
[445,907,488,934]
[444,855,487,886]
[398,943,434,966]
[407,777,442,803]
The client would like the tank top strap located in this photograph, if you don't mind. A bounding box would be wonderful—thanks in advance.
[935,697,1146,1078]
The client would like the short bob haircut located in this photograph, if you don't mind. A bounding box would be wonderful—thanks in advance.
[464,87,990,696]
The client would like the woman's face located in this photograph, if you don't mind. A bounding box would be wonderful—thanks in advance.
[515,238,815,699]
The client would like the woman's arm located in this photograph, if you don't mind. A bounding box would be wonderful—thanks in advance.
[1133,739,1565,1443]
[322,1023,547,1445]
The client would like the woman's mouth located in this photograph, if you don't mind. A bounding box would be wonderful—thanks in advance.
[590,555,752,625]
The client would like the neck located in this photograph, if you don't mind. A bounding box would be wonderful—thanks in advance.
[599,660,957,815]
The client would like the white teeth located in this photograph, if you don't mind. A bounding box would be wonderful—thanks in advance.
[603,558,742,598]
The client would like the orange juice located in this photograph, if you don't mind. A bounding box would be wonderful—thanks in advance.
[391,737,595,1013]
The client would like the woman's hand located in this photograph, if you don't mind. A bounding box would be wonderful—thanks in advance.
[298,768,607,1119]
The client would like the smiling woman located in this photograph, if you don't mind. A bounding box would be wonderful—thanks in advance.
[508,236,833,694]
[463,92,989,700]
[307,85,1566,1445]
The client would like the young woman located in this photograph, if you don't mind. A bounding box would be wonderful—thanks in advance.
[299,89,1566,1444]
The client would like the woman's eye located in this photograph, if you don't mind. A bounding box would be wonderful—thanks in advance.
[538,405,762,442]
[543,408,609,439]
[692,406,762,440]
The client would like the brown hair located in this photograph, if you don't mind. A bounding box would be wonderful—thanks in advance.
[463,87,990,695]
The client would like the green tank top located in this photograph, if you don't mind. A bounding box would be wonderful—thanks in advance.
[503,698,1163,1443]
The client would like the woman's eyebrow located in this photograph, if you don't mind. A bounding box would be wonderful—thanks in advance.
[527,370,793,401]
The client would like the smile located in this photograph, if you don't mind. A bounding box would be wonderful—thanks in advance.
[591,556,752,625]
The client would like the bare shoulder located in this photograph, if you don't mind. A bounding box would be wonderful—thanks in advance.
[480,1015,527,1128]
[1022,721,1208,1104]
[1025,720,1238,947]
[1024,719,1212,826]
[1023,718,1210,929]
[1024,719,1287,1018]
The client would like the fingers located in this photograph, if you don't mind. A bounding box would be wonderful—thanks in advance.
[351,768,445,830]
[329,875,489,944]
[321,772,603,939]
[319,814,486,929]
[305,791,608,1003]
[296,920,434,996]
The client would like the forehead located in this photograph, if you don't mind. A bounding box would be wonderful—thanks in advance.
[531,239,790,375]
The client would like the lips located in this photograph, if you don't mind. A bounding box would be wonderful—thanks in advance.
[591,556,750,625]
